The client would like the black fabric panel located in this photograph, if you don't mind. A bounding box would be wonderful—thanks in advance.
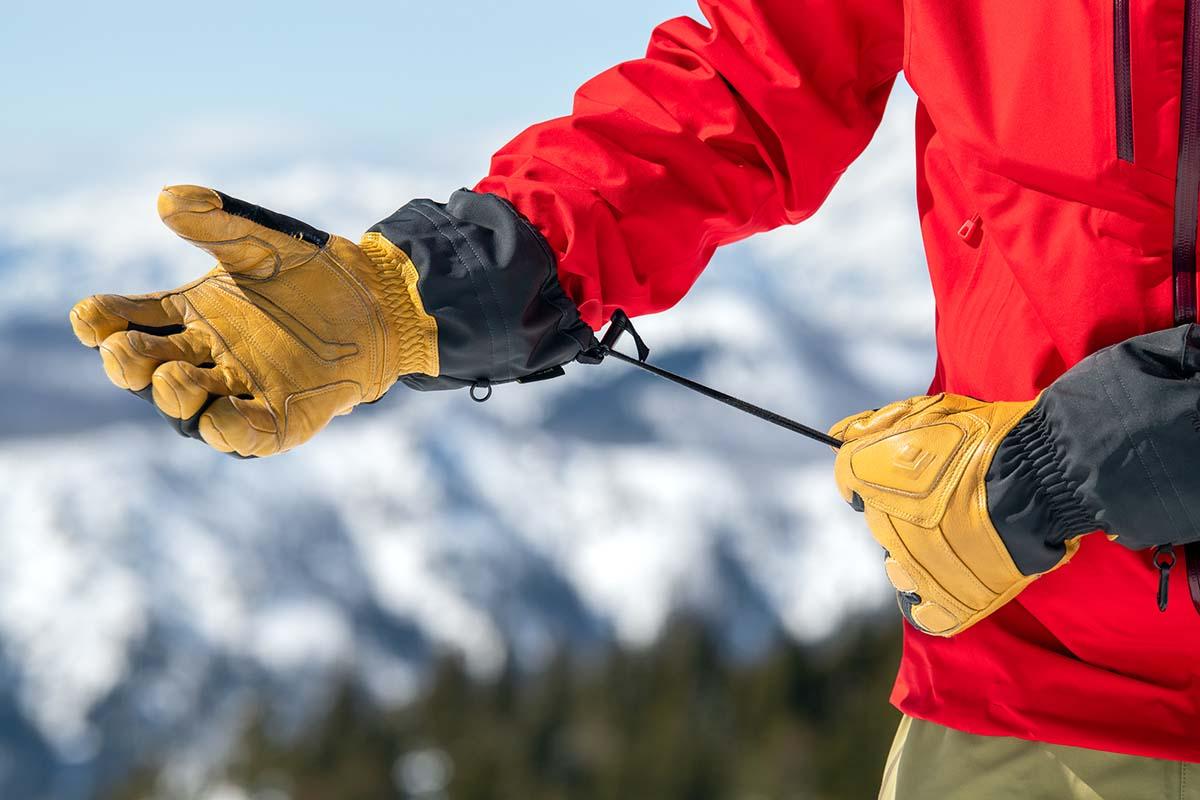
[127,321,186,338]
[370,190,594,389]
[214,191,330,249]
[986,402,1095,574]
[896,591,923,631]
[399,373,475,391]
[987,324,1200,571]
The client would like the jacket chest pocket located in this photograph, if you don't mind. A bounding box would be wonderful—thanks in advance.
[904,1,1119,179]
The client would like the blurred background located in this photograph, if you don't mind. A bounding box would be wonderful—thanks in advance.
[0,1,934,797]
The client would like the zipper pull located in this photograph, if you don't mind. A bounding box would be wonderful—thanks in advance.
[1154,545,1177,612]
[957,214,982,243]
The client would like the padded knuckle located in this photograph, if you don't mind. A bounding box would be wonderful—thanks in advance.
[849,423,966,497]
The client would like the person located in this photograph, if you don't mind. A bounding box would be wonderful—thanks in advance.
[67,1,1200,797]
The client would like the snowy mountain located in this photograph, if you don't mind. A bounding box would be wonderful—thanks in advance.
[0,85,933,797]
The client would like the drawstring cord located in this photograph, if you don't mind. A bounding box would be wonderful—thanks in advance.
[575,310,843,449]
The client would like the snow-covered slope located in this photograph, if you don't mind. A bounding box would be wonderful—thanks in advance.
[0,85,933,798]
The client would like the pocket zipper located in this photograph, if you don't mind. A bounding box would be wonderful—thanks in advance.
[957,214,982,245]
[1114,0,1134,162]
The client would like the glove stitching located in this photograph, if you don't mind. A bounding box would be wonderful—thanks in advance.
[207,279,363,368]
[271,271,361,324]
[421,202,517,376]
[281,381,363,440]
[926,522,997,610]
[230,401,275,435]
[179,293,282,449]
[320,257,378,377]
[1099,349,1184,535]
[964,408,1031,584]
[176,234,285,279]
[317,250,383,397]
[846,416,975,522]
[487,192,595,351]
[1106,348,1200,540]
[192,284,300,399]
[407,203,500,377]
[836,396,925,442]
[881,516,976,622]
[125,328,205,367]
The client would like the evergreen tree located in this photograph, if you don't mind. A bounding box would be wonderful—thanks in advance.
[108,613,901,800]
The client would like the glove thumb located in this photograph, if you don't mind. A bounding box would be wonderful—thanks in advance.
[157,185,330,276]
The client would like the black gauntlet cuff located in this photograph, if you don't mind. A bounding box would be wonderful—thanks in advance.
[986,399,1100,574]
[987,324,1200,560]
[368,190,595,391]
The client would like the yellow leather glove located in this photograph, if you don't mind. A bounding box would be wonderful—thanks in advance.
[70,185,439,457]
[70,185,595,457]
[830,393,1078,637]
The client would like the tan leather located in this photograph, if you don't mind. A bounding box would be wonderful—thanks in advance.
[69,185,438,457]
[830,393,1079,636]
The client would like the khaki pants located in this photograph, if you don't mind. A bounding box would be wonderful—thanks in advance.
[879,716,1199,800]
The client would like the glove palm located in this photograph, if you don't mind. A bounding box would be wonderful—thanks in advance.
[69,185,438,457]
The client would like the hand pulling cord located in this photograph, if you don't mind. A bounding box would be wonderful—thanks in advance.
[485,311,1198,617]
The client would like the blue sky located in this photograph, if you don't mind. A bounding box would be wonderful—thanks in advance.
[1,0,698,194]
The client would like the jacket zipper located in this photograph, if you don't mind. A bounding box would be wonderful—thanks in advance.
[1164,0,1200,614]
[1115,0,1135,161]
[1173,0,1200,325]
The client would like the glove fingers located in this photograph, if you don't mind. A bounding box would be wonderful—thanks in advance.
[887,516,996,611]
[97,327,213,391]
[157,185,329,275]
[199,396,279,457]
[831,395,940,443]
[828,409,875,444]
[151,361,250,420]
[863,507,971,635]
[70,293,184,348]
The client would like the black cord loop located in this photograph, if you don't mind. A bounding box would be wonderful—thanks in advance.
[470,380,493,403]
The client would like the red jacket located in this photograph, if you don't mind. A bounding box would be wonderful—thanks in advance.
[477,0,1200,761]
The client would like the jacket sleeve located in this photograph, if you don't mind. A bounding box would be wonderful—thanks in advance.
[476,0,905,330]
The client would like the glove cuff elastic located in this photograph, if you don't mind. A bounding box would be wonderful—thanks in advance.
[988,324,1200,555]
[986,398,1098,574]
[357,231,441,387]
